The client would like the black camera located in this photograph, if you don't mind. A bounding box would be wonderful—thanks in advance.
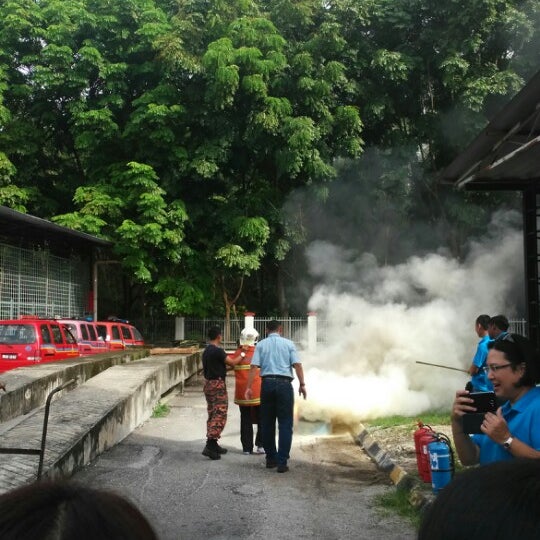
[462,391,497,434]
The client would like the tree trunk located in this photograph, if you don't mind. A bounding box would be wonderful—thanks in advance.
[221,276,244,345]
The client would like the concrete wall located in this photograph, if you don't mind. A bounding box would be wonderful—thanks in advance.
[0,350,151,423]
[0,351,203,491]
[47,353,203,480]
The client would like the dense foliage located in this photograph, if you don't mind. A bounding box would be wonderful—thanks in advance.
[0,0,537,317]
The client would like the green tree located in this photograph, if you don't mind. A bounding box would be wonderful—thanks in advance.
[157,0,363,318]
[0,0,195,316]
[322,0,535,258]
[1,0,538,320]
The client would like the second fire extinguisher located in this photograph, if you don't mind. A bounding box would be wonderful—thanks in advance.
[428,433,455,493]
[413,421,435,483]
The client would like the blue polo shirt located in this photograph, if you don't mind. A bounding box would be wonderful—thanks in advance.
[470,335,492,392]
[471,386,540,464]
[250,332,300,377]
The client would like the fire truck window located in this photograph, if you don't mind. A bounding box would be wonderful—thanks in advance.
[0,325,12,343]
[121,326,132,339]
[112,326,121,340]
[51,325,63,344]
[65,323,77,337]
[132,327,143,341]
[18,325,35,344]
[63,327,77,344]
[88,325,97,340]
[81,325,89,340]
[41,325,52,344]
[96,325,107,340]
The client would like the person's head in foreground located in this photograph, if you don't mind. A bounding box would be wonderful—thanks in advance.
[0,480,158,540]
[418,458,540,539]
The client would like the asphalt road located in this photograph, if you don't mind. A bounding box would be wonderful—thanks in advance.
[73,375,416,540]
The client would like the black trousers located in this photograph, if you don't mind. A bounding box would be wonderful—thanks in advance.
[239,405,261,452]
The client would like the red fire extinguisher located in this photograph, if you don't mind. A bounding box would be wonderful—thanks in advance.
[414,421,435,483]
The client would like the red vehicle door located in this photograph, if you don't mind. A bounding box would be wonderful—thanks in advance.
[96,323,125,350]
[49,323,78,360]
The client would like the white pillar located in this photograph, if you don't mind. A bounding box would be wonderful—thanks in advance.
[307,311,317,352]
[175,317,185,341]
[244,311,255,329]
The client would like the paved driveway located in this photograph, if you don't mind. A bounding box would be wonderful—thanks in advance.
[73,376,416,540]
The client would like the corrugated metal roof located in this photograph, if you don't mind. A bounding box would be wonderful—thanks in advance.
[0,206,112,248]
[441,70,540,190]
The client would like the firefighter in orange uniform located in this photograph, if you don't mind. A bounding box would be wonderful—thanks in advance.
[233,328,264,455]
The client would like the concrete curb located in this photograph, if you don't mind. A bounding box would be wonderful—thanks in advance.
[0,353,202,494]
[353,423,434,509]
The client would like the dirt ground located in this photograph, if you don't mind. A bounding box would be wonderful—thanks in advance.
[309,432,395,484]
[364,422,454,481]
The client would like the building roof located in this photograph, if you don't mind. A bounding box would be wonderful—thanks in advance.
[0,206,112,253]
[441,70,540,190]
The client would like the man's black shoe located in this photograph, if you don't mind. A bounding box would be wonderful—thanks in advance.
[202,439,221,460]
[216,444,228,455]
[202,445,221,460]
[266,460,277,469]
[277,464,289,473]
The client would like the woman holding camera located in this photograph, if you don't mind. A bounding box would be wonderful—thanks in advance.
[451,333,540,465]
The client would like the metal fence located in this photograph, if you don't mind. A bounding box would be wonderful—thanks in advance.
[132,317,310,347]
[131,317,176,346]
[0,243,89,320]
[183,317,308,348]
[135,316,528,348]
[509,318,527,335]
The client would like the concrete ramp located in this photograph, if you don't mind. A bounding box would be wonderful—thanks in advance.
[0,353,201,494]
[0,349,151,423]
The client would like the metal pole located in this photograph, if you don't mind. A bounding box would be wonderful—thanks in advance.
[37,379,76,480]
[415,361,468,374]
[93,260,98,321]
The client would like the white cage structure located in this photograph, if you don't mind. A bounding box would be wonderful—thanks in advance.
[0,206,112,321]
[0,243,90,319]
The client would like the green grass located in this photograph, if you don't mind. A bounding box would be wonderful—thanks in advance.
[364,411,451,429]
[151,401,171,418]
[371,410,461,531]
[374,486,423,529]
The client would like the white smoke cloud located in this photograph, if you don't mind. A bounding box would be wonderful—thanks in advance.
[297,209,524,424]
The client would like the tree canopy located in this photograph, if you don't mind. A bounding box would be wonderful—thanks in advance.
[0,0,537,317]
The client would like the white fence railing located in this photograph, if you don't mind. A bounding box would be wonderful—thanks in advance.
[509,318,527,335]
[135,316,528,350]
[182,316,310,348]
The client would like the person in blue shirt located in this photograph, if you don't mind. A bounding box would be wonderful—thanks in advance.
[468,314,493,392]
[451,333,540,465]
[245,320,306,473]
[487,314,509,341]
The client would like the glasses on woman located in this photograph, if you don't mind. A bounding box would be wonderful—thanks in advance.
[482,363,512,374]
